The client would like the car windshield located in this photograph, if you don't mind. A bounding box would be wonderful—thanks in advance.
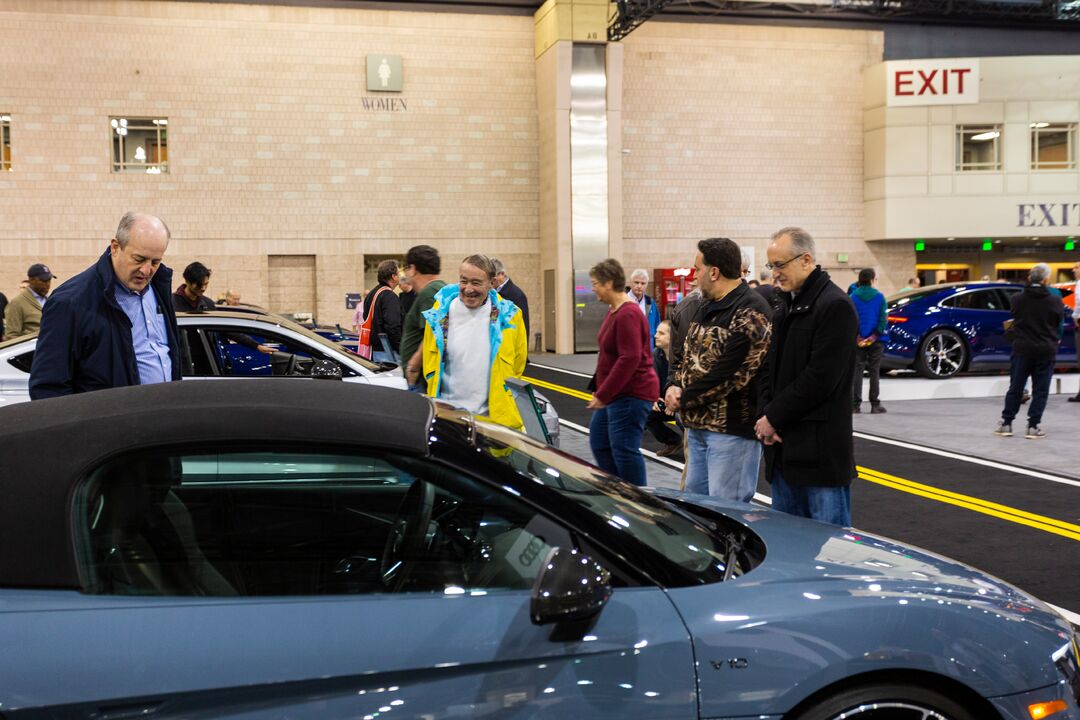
[205,311,383,372]
[472,419,749,585]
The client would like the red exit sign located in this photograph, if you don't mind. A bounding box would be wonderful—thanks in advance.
[886,59,980,107]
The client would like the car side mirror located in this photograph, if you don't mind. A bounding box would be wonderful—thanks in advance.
[310,359,343,380]
[530,547,611,631]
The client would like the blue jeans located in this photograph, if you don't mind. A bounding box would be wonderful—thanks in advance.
[1001,354,1053,427]
[770,466,851,527]
[684,429,760,503]
[590,396,651,486]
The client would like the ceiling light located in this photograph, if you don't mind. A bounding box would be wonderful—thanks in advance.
[970,131,999,141]
[1030,122,1050,129]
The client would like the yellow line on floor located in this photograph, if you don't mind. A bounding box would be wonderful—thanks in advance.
[857,467,1080,542]
[524,374,1080,542]
[524,375,593,402]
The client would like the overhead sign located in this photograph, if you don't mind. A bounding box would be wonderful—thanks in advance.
[886,59,979,107]
[1017,202,1080,228]
[367,55,403,93]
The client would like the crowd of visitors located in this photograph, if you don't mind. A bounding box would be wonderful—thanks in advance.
[9,211,1078,530]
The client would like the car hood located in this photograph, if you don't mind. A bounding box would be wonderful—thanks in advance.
[656,490,1076,713]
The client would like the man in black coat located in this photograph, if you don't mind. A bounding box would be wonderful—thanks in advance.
[362,260,403,363]
[492,257,530,340]
[995,262,1064,439]
[754,227,858,526]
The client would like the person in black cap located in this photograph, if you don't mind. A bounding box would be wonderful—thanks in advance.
[4,263,54,338]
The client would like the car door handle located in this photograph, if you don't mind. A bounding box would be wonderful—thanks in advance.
[89,700,163,720]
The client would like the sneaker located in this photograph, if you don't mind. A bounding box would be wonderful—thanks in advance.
[852,405,861,414]
[1025,426,1046,439]
[1021,392,1031,404]
[870,404,887,414]
[994,422,1013,437]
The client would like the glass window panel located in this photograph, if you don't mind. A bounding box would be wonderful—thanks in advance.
[1,114,10,171]
[956,125,1002,171]
[110,117,168,174]
[1031,123,1076,170]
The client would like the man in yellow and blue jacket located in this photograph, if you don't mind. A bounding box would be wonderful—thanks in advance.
[421,254,528,432]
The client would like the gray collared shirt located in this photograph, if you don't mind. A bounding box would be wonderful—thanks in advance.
[29,289,47,308]
[113,281,172,385]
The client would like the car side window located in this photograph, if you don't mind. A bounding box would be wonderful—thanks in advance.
[203,327,357,378]
[74,447,568,597]
[179,328,215,377]
[942,290,1003,311]
[7,350,33,373]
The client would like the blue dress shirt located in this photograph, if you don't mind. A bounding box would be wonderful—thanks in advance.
[113,282,173,385]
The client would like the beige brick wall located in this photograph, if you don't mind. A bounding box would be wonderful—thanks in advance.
[619,23,906,293]
[0,0,540,327]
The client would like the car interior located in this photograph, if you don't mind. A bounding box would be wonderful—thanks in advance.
[78,447,570,597]
[180,327,358,379]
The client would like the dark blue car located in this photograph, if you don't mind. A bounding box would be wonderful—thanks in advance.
[883,282,1076,379]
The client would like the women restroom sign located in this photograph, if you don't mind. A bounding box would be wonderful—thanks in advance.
[886,59,979,106]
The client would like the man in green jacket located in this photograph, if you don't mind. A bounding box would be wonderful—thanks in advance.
[5,263,54,338]
[400,245,446,392]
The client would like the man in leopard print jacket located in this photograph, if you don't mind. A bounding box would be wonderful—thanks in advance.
[665,237,772,503]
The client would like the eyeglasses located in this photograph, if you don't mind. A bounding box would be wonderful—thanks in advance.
[764,254,807,272]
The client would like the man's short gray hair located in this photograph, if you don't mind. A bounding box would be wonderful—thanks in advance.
[490,257,506,276]
[771,226,816,260]
[740,249,752,271]
[115,211,171,248]
[630,268,650,282]
[759,268,771,282]
[1029,262,1051,284]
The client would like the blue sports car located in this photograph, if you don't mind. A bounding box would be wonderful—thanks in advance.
[0,380,1077,719]
[883,282,1077,379]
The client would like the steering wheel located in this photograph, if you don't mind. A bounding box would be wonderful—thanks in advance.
[380,480,436,592]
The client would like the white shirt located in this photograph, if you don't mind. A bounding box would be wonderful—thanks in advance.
[628,291,647,315]
[442,297,492,415]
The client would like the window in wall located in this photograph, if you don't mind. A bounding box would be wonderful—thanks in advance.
[956,124,1002,171]
[1031,122,1076,170]
[1,114,11,171]
[111,117,168,174]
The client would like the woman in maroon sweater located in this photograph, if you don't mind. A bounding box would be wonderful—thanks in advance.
[586,259,659,486]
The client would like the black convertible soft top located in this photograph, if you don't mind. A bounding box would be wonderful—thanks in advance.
[0,379,433,589]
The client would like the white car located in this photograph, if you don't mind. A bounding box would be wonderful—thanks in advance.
[0,312,406,411]
[0,311,559,445]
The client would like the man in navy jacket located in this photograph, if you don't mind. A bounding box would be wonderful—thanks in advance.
[30,212,181,399]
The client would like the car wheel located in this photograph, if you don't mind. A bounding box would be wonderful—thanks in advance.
[788,682,979,720]
[914,328,967,379]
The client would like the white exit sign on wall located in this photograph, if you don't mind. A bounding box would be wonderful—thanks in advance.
[886,59,980,107]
